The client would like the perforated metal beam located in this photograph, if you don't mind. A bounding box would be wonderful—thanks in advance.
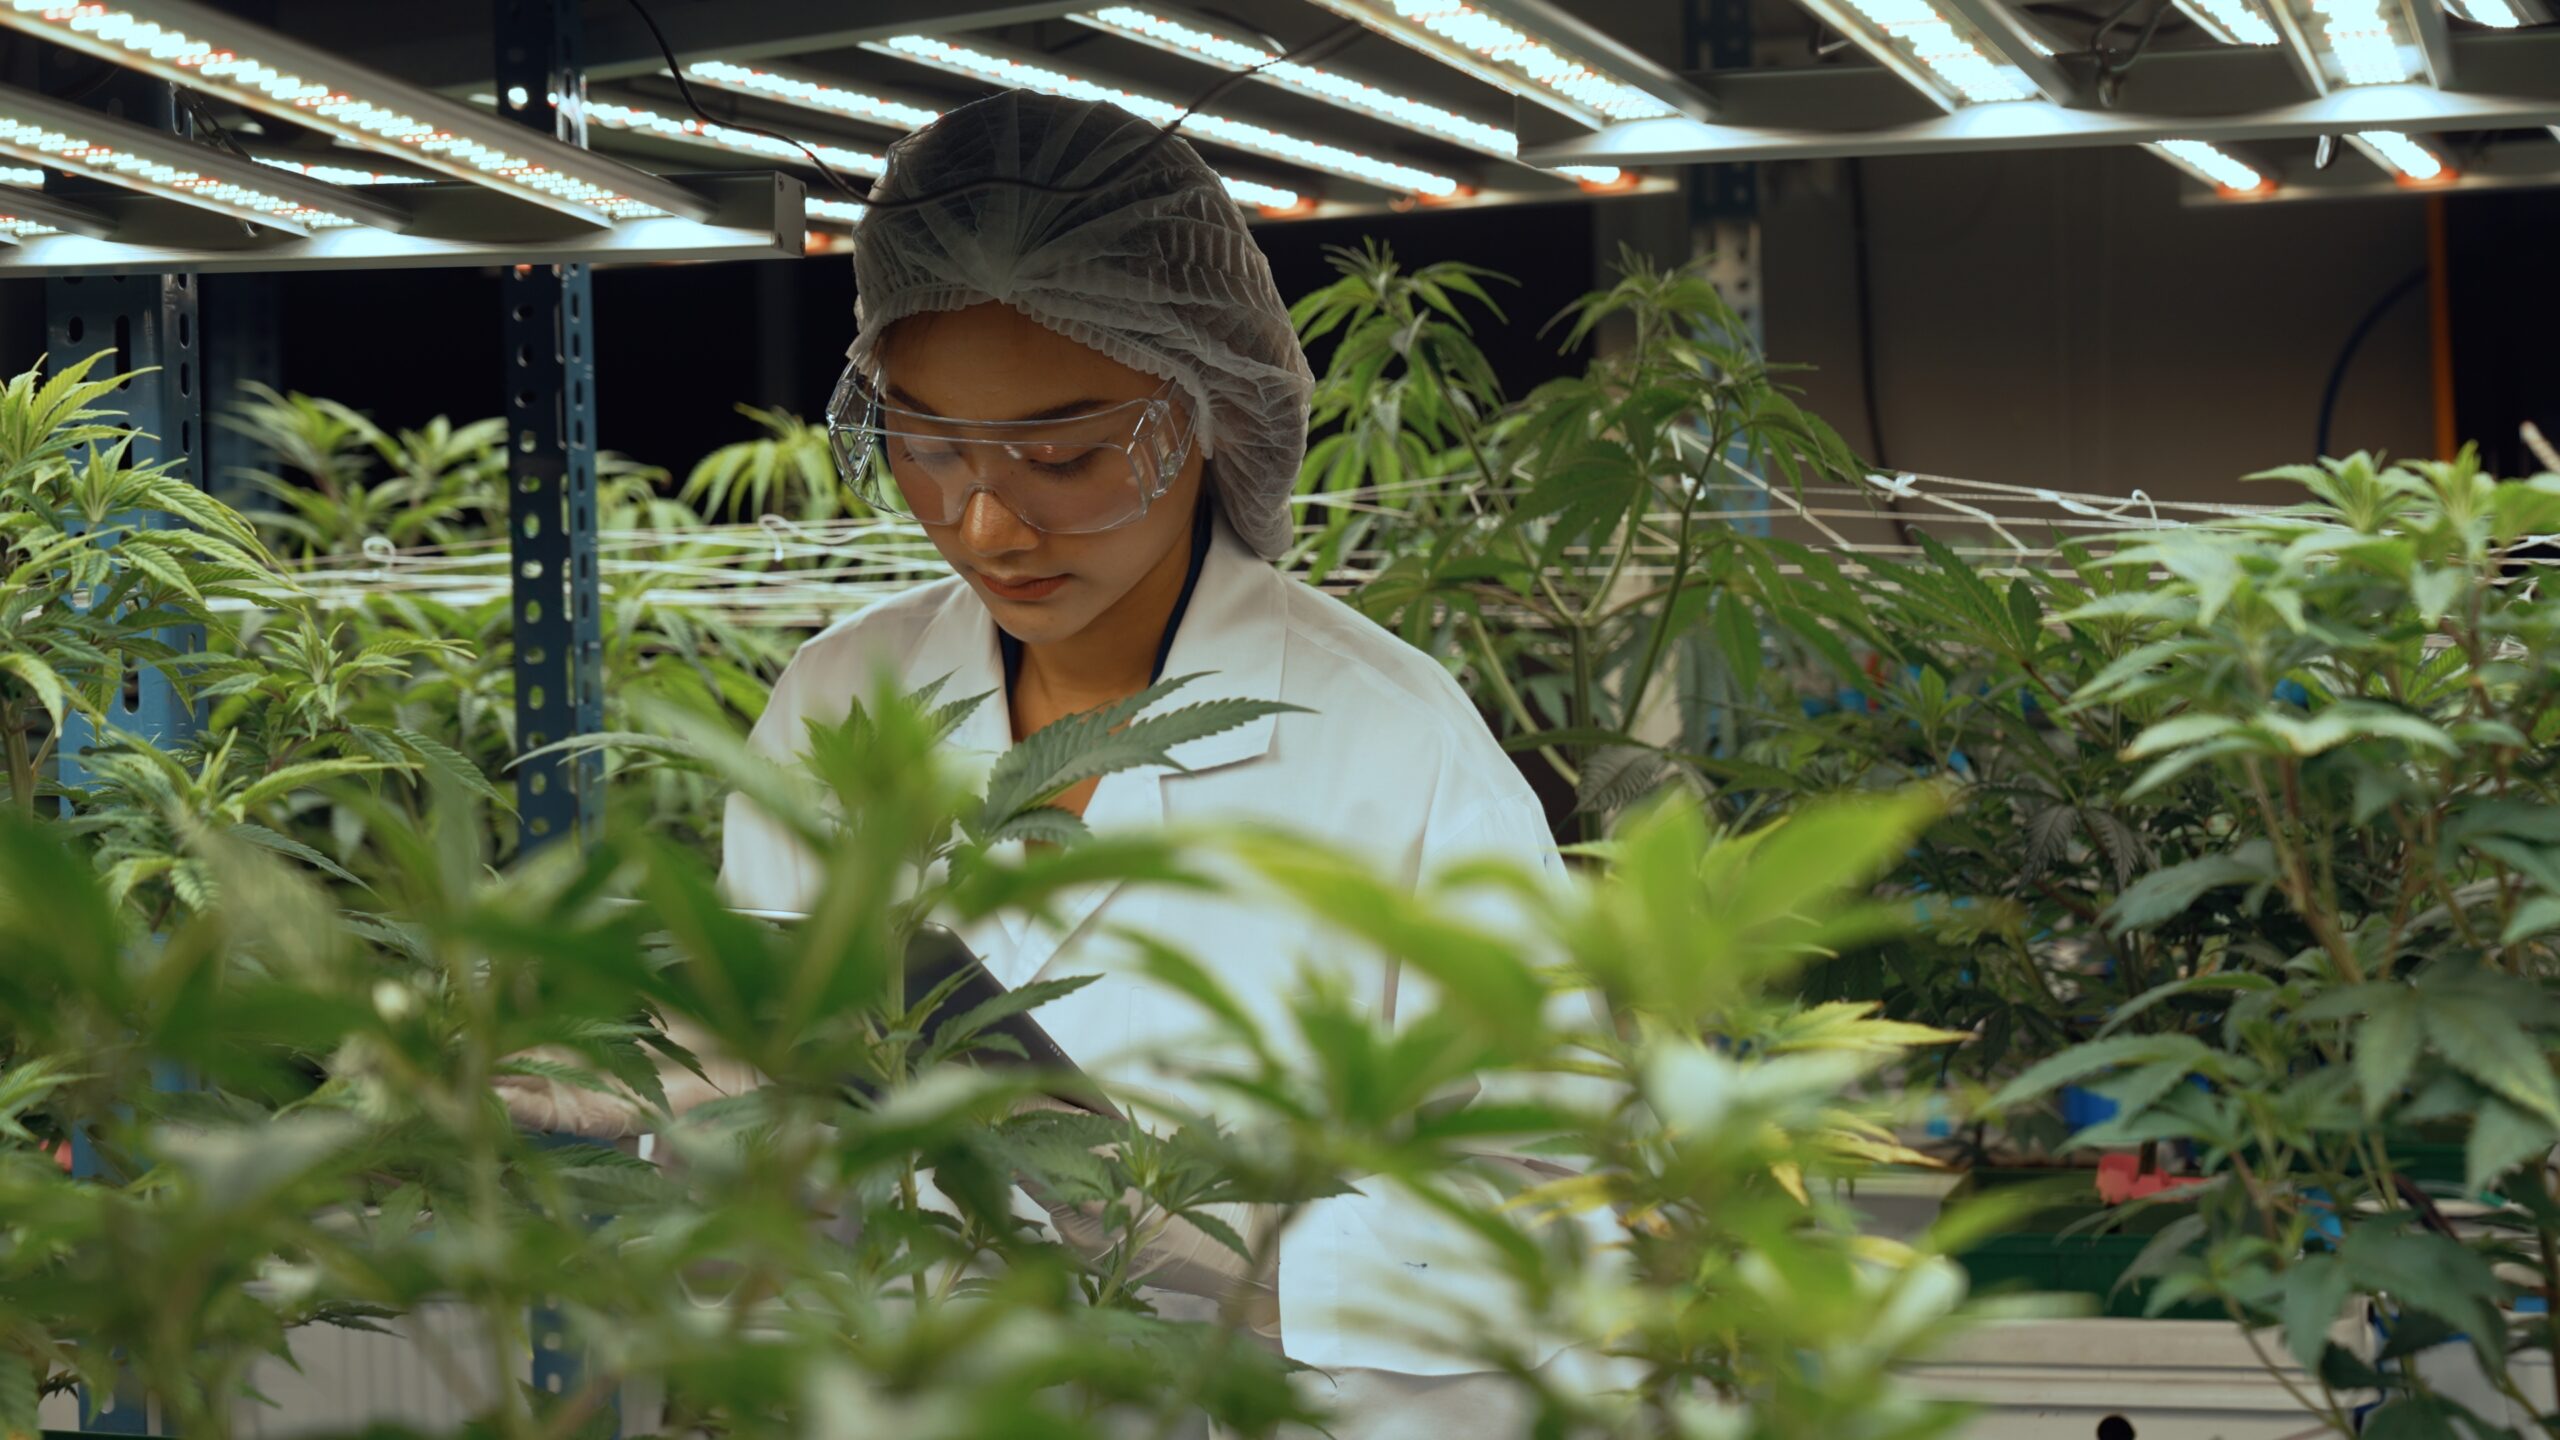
[501,0,603,859]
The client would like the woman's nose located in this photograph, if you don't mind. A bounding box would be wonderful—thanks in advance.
[956,487,1039,556]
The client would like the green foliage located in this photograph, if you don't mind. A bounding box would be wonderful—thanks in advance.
[0,352,284,815]
[0,660,1978,1439]
[1309,244,1862,839]
[1980,448,2560,1434]
[679,402,858,524]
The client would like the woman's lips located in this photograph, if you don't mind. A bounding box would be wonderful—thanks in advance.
[976,570,1068,602]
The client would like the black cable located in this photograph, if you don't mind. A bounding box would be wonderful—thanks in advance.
[2316,268,2425,459]
[620,0,1364,213]
[2095,0,2178,84]
[1847,158,1917,551]
[618,0,867,202]
[1846,158,1888,470]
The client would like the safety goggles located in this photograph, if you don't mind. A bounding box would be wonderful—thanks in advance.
[824,363,1198,535]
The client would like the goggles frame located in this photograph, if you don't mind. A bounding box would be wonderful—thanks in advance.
[824,361,1198,535]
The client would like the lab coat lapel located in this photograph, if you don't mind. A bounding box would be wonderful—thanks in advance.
[993,522,1290,990]
[897,583,1010,761]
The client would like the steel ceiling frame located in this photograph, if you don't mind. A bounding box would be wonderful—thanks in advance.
[1518,29,2560,166]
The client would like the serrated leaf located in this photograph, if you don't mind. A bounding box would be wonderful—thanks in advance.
[2105,842,2275,934]
[1987,1033,2215,1112]
[2465,1097,2554,1195]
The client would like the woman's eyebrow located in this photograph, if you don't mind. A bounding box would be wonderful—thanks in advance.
[884,384,1118,424]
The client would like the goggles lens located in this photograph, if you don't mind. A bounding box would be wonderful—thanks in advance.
[824,364,1195,535]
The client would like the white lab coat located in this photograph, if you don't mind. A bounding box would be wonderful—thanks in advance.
[717,518,1604,1389]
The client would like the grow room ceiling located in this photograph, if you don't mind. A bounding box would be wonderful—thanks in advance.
[0,0,2548,277]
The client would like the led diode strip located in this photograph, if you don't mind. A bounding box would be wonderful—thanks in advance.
[1296,0,1696,129]
[2173,0,2284,44]
[868,34,1463,198]
[0,0,711,223]
[2441,0,2551,25]
[587,89,1307,215]
[2259,0,2444,89]
[0,81,405,233]
[678,62,942,134]
[1068,6,1623,186]
[0,182,111,238]
[2346,129,2452,180]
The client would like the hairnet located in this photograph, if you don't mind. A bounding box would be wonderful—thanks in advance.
[849,90,1314,560]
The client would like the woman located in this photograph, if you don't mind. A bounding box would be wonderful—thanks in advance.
[531,91,1602,1432]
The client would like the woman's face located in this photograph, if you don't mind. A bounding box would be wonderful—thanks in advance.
[875,302,1204,647]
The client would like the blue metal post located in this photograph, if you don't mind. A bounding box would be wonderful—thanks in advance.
[44,78,199,1440]
[499,0,609,1424]
[501,0,605,858]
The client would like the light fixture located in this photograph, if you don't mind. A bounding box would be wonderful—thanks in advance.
[1298,0,1701,128]
[2440,0,2551,24]
[585,89,1307,216]
[2171,0,2284,44]
[2347,128,2453,181]
[805,196,868,226]
[0,0,712,223]
[0,182,111,238]
[1787,0,2052,105]
[254,157,433,186]
[0,163,39,185]
[2150,138,2272,192]
[871,34,1464,197]
[680,61,941,134]
[2262,0,2438,88]
[0,81,405,234]
[585,97,893,180]
[1069,6,1624,186]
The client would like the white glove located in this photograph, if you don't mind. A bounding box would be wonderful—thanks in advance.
[492,1014,765,1138]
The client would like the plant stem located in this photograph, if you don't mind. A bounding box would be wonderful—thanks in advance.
[1465,615,1579,787]
[1620,449,1716,744]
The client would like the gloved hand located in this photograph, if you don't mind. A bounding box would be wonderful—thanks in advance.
[492,1014,766,1138]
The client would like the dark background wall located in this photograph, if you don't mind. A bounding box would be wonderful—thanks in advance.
[0,157,2543,500]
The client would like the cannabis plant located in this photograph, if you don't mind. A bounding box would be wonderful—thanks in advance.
[1306,246,1862,833]
[679,402,857,524]
[0,352,280,816]
[2,652,1984,1440]
[1986,450,2560,1434]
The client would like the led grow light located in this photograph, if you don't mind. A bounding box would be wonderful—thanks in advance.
[1070,6,1623,185]
[2267,0,2429,86]
[585,91,1307,215]
[2348,129,2451,181]
[873,34,1462,197]
[1299,0,1685,128]
[2440,0,2550,25]
[0,81,403,234]
[587,98,893,180]
[0,182,109,236]
[0,164,40,185]
[255,157,433,186]
[2149,138,2270,192]
[806,196,868,226]
[0,0,711,223]
[1790,0,2047,106]
[681,62,941,134]
[2171,0,2283,44]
